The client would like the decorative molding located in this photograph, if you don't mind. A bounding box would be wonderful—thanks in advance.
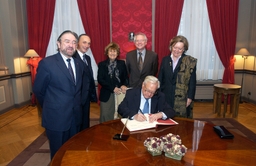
[0,72,31,81]
[235,69,256,75]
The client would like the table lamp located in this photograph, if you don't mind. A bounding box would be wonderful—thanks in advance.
[24,49,39,58]
[235,48,250,102]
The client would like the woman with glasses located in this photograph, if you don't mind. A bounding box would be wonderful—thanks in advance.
[158,35,197,118]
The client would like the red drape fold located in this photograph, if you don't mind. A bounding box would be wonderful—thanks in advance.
[155,0,184,68]
[26,0,56,58]
[77,0,110,64]
[206,0,239,84]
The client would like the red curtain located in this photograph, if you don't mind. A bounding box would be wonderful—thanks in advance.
[206,0,239,84]
[77,0,110,64]
[155,0,184,68]
[26,0,56,58]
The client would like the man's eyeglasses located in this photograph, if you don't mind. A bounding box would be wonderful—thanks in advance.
[143,87,157,95]
[135,39,146,43]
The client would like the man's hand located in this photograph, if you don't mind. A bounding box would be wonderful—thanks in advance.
[148,113,162,123]
[134,113,147,122]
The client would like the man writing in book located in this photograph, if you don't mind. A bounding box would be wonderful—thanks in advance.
[118,75,175,122]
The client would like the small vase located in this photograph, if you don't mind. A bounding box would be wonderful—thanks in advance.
[148,150,162,156]
[165,153,182,160]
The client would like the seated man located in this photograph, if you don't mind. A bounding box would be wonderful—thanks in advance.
[118,75,175,122]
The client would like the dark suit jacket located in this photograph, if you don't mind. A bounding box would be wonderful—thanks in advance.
[97,59,129,102]
[158,54,197,108]
[126,49,158,88]
[33,53,85,131]
[73,51,97,104]
[118,88,175,119]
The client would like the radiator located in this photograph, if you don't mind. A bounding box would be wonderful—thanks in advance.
[195,80,222,100]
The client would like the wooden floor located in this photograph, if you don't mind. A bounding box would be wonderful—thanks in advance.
[1,101,256,166]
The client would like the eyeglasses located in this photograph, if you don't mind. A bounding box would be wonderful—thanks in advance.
[143,87,157,95]
[135,39,146,43]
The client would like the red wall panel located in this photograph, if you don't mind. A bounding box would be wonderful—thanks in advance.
[112,0,152,59]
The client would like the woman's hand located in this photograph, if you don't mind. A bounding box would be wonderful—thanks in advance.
[186,98,192,107]
[120,85,128,94]
[114,87,121,95]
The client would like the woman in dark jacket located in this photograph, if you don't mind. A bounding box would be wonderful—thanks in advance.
[97,42,129,122]
[158,35,197,118]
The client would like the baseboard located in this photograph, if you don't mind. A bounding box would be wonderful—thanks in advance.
[194,99,214,102]
[242,97,256,105]
[0,100,31,115]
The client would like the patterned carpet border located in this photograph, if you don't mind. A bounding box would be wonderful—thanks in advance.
[7,132,50,166]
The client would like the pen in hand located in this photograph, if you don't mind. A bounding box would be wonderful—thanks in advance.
[139,109,147,121]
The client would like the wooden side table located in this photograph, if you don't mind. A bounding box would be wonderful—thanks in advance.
[213,84,241,118]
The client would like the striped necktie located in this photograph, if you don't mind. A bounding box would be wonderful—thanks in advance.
[138,52,143,72]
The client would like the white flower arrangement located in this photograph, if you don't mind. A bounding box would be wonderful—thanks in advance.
[163,143,187,156]
[144,133,187,159]
[162,133,182,145]
[143,137,162,154]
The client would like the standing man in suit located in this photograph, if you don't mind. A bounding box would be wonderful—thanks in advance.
[73,34,97,131]
[126,32,158,88]
[33,30,87,159]
[118,76,175,122]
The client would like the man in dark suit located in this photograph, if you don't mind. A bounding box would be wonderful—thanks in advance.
[73,34,97,131]
[33,30,88,159]
[118,76,175,122]
[126,32,158,88]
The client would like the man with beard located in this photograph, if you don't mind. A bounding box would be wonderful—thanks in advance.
[33,30,87,159]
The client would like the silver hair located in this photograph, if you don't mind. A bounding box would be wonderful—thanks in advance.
[134,32,148,42]
[143,75,160,89]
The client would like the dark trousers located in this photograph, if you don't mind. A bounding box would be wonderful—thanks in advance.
[80,98,90,131]
[46,118,79,159]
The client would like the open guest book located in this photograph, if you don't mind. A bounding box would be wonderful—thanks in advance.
[121,114,178,132]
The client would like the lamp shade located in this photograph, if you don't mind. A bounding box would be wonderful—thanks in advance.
[236,48,250,56]
[24,49,39,58]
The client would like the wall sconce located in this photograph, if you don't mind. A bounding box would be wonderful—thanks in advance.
[24,49,39,58]
[129,32,134,41]
[235,48,251,102]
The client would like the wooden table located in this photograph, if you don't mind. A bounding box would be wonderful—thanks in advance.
[213,84,241,117]
[51,118,256,166]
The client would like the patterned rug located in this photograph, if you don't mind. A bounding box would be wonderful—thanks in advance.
[7,118,256,166]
